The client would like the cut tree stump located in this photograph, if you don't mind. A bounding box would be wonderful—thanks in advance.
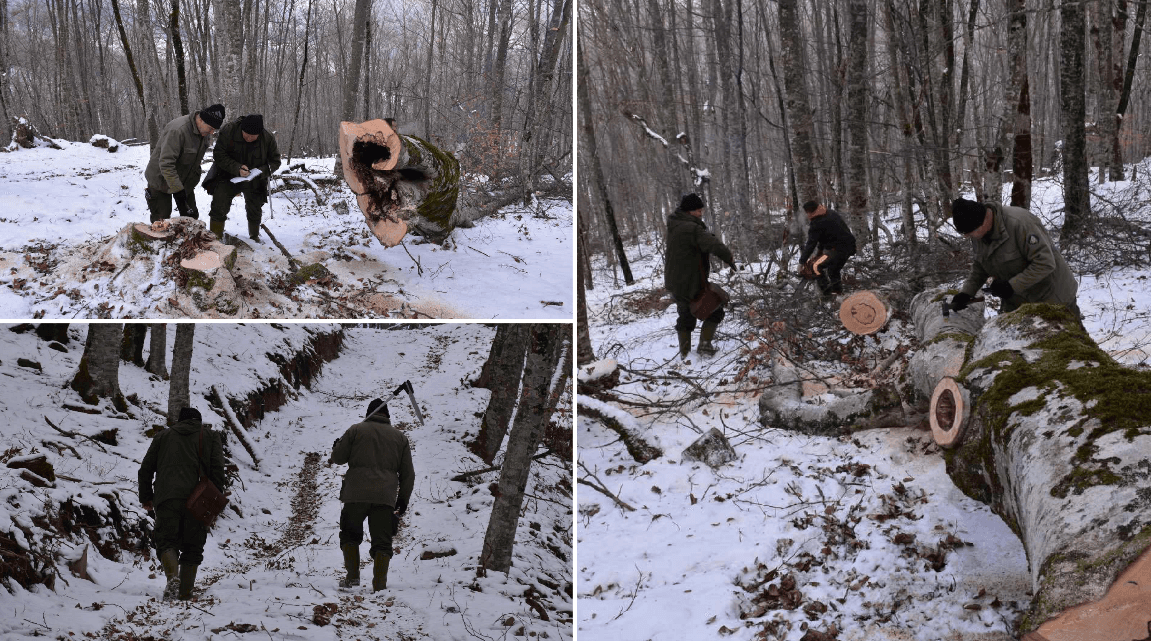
[907,285,986,399]
[338,119,462,245]
[910,301,1151,634]
[838,290,890,335]
[179,241,239,315]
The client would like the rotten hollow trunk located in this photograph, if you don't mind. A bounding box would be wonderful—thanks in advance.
[916,302,1151,636]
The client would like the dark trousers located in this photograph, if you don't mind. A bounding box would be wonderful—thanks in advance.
[816,249,851,295]
[145,188,174,223]
[674,296,724,333]
[339,502,395,557]
[209,179,266,231]
[153,498,209,565]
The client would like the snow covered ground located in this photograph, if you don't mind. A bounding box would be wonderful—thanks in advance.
[0,323,573,640]
[575,170,1151,640]
[0,140,573,319]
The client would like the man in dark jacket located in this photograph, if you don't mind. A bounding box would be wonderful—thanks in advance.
[949,198,1079,316]
[330,399,415,591]
[204,114,282,241]
[143,104,225,222]
[138,407,225,601]
[664,193,736,358]
[798,200,857,296]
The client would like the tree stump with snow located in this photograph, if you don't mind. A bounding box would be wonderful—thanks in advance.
[339,119,462,246]
[911,302,1151,636]
[681,428,737,469]
[906,285,986,400]
[838,290,891,335]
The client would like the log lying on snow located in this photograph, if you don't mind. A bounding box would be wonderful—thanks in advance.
[339,119,462,246]
[577,394,662,463]
[757,355,904,436]
[907,285,986,399]
[913,302,1151,637]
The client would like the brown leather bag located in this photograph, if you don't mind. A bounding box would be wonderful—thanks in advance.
[185,426,228,527]
[689,256,730,320]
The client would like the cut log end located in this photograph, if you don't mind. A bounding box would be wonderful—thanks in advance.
[929,377,969,448]
[364,212,409,248]
[1030,545,1151,641]
[180,250,223,272]
[839,290,890,335]
[135,222,173,239]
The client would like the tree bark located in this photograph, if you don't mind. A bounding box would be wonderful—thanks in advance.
[778,0,818,214]
[146,323,168,378]
[1060,0,1092,239]
[845,0,870,240]
[1114,0,1148,182]
[71,324,125,410]
[214,0,244,114]
[1006,0,1033,208]
[479,324,568,574]
[577,249,596,366]
[423,0,436,139]
[167,323,195,425]
[110,0,151,143]
[120,324,147,366]
[912,303,1151,634]
[471,324,530,464]
[170,0,189,115]
[906,285,987,400]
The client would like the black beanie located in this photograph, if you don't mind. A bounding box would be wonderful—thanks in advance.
[198,104,225,129]
[952,198,987,234]
[179,407,202,422]
[365,398,390,420]
[679,193,705,212]
[240,114,263,135]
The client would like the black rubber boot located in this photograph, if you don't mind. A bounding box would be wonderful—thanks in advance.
[677,330,692,360]
[247,214,263,243]
[339,544,360,588]
[697,321,719,356]
[160,549,180,601]
[209,218,226,240]
[372,552,391,592]
[177,564,198,601]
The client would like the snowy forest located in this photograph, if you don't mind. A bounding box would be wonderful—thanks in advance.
[0,0,573,187]
[577,0,1151,639]
[0,322,573,640]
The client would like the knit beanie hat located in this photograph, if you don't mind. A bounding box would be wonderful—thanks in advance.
[198,104,225,129]
[679,193,705,212]
[952,198,986,234]
[240,114,264,135]
[365,398,390,420]
[179,407,202,422]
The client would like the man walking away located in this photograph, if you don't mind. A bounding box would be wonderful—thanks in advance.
[797,200,857,297]
[205,114,282,242]
[664,193,737,359]
[143,104,225,223]
[138,407,225,601]
[948,197,1079,317]
[330,399,415,591]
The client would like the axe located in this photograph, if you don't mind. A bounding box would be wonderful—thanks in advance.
[942,294,986,318]
[391,380,426,425]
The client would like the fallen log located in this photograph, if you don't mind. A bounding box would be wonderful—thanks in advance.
[906,285,986,400]
[577,394,662,463]
[211,385,262,470]
[913,302,1151,636]
[338,119,462,246]
[757,356,904,437]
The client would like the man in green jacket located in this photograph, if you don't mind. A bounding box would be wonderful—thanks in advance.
[138,407,225,601]
[204,114,282,242]
[664,193,736,358]
[330,399,415,592]
[949,197,1080,317]
[143,104,225,222]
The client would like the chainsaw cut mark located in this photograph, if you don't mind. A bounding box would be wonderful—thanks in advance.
[929,377,969,448]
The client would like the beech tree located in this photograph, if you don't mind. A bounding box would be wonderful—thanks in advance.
[71,324,126,410]
[167,323,195,424]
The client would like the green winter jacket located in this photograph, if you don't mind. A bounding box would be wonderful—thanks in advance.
[664,208,735,301]
[330,414,415,507]
[209,119,282,193]
[138,418,226,507]
[144,113,211,194]
[959,203,1079,312]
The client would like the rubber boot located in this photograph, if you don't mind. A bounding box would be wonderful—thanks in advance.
[160,549,180,601]
[372,551,391,592]
[339,544,360,588]
[697,321,719,356]
[209,218,225,240]
[247,214,263,243]
[177,564,198,601]
[676,330,692,360]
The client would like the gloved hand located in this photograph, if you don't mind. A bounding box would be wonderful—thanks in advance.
[950,292,973,312]
[729,262,740,272]
[172,190,199,219]
[394,497,408,517]
[988,279,1014,299]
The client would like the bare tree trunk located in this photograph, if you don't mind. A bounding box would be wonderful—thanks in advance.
[845,0,870,241]
[1091,0,1121,182]
[471,324,530,464]
[578,44,633,284]
[778,0,818,205]
[170,0,189,114]
[1007,0,1033,208]
[423,0,436,139]
[146,323,168,379]
[121,324,147,366]
[524,0,572,196]
[577,250,596,366]
[214,0,244,114]
[110,0,151,142]
[71,324,125,410]
[1114,0,1147,181]
[479,324,569,574]
[341,0,371,121]
[167,323,195,425]
[0,0,10,144]
[285,0,312,165]
[489,0,513,134]
[1060,0,1091,239]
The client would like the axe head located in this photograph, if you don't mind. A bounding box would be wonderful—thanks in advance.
[391,380,425,425]
[942,298,951,318]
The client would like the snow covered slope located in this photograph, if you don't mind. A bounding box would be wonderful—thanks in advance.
[0,323,573,640]
[0,142,573,319]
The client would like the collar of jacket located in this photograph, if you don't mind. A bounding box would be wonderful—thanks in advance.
[979,202,1011,251]
[172,417,203,435]
[670,208,705,227]
[183,113,205,140]
[365,414,391,426]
